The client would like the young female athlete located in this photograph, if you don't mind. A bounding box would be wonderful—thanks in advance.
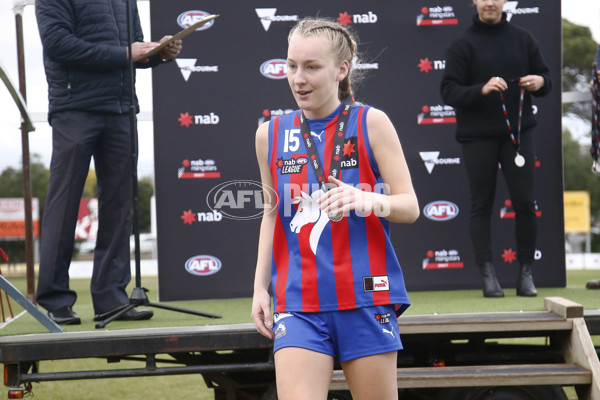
[251,17,419,400]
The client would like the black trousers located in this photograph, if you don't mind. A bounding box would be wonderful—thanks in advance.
[460,129,537,266]
[36,111,134,315]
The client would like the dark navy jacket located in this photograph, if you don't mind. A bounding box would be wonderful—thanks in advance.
[36,0,163,122]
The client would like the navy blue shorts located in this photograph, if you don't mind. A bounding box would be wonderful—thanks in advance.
[272,305,402,362]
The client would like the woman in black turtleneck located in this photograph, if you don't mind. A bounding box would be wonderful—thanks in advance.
[440,0,551,298]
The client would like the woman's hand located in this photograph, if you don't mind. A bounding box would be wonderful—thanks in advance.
[519,75,543,92]
[317,176,389,218]
[482,76,508,96]
[251,289,274,340]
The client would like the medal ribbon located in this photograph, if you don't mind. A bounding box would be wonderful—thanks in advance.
[499,86,525,154]
[300,98,354,192]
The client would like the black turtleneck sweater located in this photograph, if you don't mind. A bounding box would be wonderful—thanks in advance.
[440,13,552,142]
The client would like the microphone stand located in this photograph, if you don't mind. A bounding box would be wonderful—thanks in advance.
[96,0,221,328]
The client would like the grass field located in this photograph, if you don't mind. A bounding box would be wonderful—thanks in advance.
[0,269,598,399]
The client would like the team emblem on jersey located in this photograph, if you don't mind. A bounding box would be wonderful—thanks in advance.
[340,137,359,169]
[290,189,331,254]
[276,156,308,175]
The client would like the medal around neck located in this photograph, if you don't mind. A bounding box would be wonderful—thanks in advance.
[514,153,525,167]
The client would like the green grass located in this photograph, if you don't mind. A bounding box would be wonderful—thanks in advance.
[0,270,598,399]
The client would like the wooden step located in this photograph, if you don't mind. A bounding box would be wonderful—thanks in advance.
[329,363,592,390]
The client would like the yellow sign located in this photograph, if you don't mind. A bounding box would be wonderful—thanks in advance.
[564,191,590,233]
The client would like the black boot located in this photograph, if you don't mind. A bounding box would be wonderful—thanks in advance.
[478,262,504,298]
[516,262,537,297]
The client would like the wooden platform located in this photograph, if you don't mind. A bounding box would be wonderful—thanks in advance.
[0,297,598,399]
[331,297,600,399]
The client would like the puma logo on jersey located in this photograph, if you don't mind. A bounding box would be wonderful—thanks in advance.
[311,130,324,142]
[382,328,395,338]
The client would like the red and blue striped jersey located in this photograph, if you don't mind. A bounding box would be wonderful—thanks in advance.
[267,103,410,316]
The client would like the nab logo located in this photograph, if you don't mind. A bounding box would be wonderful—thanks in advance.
[260,59,288,79]
[423,200,459,221]
[177,10,215,30]
[185,255,221,276]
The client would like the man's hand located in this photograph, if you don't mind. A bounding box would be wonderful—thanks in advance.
[128,42,159,63]
[158,35,183,61]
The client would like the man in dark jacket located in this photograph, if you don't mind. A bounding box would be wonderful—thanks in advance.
[35,0,182,324]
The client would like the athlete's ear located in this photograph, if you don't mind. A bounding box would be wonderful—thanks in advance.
[337,60,349,82]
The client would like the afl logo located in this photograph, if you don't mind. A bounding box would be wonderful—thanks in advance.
[296,157,308,165]
[177,10,215,31]
[185,255,222,276]
[423,200,459,221]
[260,59,288,79]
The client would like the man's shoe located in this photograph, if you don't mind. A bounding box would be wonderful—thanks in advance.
[586,279,600,289]
[48,306,81,325]
[94,308,153,321]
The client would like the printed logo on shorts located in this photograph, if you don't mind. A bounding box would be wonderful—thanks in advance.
[375,312,391,325]
[274,312,293,323]
[274,321,287,339]
[363,275,389,292]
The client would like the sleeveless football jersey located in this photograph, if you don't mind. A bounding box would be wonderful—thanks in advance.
[267,103,410,316]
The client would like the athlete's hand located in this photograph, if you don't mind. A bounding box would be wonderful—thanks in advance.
[317,176,389,218]
[251,289,274,340]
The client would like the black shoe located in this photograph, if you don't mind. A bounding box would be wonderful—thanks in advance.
[94,308,153,322]
[516,262,538,297]
[478,262,504,298]
[48,306,81,325]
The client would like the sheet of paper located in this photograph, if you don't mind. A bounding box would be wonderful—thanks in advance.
[133,14,219,62]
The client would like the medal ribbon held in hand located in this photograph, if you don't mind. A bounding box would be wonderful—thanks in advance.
[591,63,600,176]
[499,87,526,167]
[300,98,354,222]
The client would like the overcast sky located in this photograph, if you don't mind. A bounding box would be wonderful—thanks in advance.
[0,1,599,179]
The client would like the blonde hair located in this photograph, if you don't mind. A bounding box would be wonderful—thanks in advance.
[288,18,358,101]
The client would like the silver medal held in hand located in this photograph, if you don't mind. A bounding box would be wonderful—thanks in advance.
[328,209,344,222]
[323,182,344,222]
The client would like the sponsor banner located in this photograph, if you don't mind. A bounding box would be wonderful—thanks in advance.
[151,0,563,300]
[416,6,458,26]
[0,198,40,239]
[422,249,464,270]
[75,198,98,240]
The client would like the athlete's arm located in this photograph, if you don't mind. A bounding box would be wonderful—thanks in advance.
[318,108,419,223]
[251,122,276,340]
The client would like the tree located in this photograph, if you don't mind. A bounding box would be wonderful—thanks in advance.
[562,18,598,120]
[562,19,597,91]
[561,18,600,249]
